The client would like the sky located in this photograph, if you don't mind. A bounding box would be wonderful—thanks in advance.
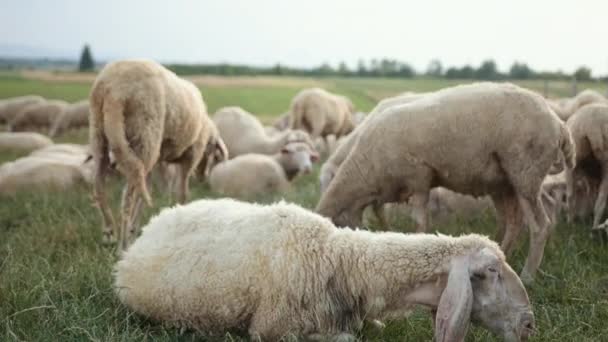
[1,0,607,75]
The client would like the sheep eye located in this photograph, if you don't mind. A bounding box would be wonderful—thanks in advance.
[488,267,497,273]
[471,272,485,280]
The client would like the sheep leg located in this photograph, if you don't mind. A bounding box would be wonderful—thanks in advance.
[177,138,208,204]
[591,168,608,229]
[492,194,508,243]
[119,183,139,251]
[565,167,576,223]
[372,202,388,229]
[93,141,116,244]
[499,196,524,256]
[410,192,429,233]
[519,193,551,284]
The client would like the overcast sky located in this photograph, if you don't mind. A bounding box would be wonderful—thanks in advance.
[1,0,607,75]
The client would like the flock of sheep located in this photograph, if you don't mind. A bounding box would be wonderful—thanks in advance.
[2,58,608,341]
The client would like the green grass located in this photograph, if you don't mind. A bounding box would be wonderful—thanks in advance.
[1,73,608,341]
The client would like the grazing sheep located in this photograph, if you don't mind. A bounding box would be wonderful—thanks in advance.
[115,199,534,341]
[0,154,94,194]
[213,106,314,157]
[30,143,90,157]
[49,100,90,137]
[289,88,355,139]
[316,83,575,283]
[209,141,318,199]
[0,132,53,153]
[565,103,608,229]
[320,91,429,194]
[90,59,217,249]
[564,89,607,118]
[8,100,68,132]
[0,95,45,124]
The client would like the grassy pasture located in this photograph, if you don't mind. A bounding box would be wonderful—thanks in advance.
[1,71,608,341]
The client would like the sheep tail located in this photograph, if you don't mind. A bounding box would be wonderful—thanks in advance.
[102,95,153,206]
[559,123,575,170]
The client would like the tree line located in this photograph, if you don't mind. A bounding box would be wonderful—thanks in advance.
[166,58,596,81]
[70,45,598,81]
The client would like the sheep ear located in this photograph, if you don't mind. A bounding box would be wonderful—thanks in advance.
[435,248,500,342]
[435,256,473,342]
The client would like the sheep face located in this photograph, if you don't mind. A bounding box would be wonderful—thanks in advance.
[280,142,319,179]
[436,248,534,342]
[469,253,534,341]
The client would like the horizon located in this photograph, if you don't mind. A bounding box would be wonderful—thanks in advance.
[1,0,607,75]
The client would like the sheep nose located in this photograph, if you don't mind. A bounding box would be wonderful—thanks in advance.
[519,312,535,340]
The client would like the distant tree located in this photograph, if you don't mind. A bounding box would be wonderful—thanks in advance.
[357,59,367,76]
[445,65,474,79]
[426,59,443,77]
[272,63,284,75]
[338,61,350,76]
[316,62,335,76]
[509,62,534,79]
[475,59,500,80]
[397,62,415,78]
[574,66,592,81]
[78,44,95,72]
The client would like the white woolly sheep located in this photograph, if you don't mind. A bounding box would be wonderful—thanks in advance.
[550,90,607,122]
[565,103,608,230]
[114,199,534,341]
[209,141,318,199]
[319,91,429,194]
[8,99,68,132]
[0,132,53,153]
[49,100,90,137]
[316,82,575,283]
[213,106,314,157]
[0,154,94,195]
[0,95,45,124]
[90,59,218,249]
[289,88,355,139]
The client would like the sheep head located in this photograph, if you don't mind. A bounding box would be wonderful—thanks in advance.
[435,247,534,342]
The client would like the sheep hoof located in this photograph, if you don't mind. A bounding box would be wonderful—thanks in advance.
[520,270,534,286]
[369,319,386,331]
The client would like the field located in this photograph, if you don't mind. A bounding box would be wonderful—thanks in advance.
[1,71,608,341]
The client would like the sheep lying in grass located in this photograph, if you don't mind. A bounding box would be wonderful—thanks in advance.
[289,88,355,139]
[0,95,45,124]
[90,59,218,249]
[565,103,608,230]
[8,99,68,132]
[0,153,94,195]
[115,199,534,341]
[209,142,318,199]
[49,100,89,137]
[213,106,313,157]
[0,132,53,153]
[317,83,574,283]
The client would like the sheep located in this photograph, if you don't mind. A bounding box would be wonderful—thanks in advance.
[0,95,45,124]
[209,141,318,199]
[90,59,218,249]
[8,99,68,132]
[320,91,429,194]
[0,132,53,153]
[213,106,314,157]
[114,199,534,341]
[272,111,290,130]
[564,89,607,117]
[316,82,575,283]
[30,143,90,157]
[564,103,608,230]
[0,154,94,195]
[49,100,90,137]
[288,88,355,139]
